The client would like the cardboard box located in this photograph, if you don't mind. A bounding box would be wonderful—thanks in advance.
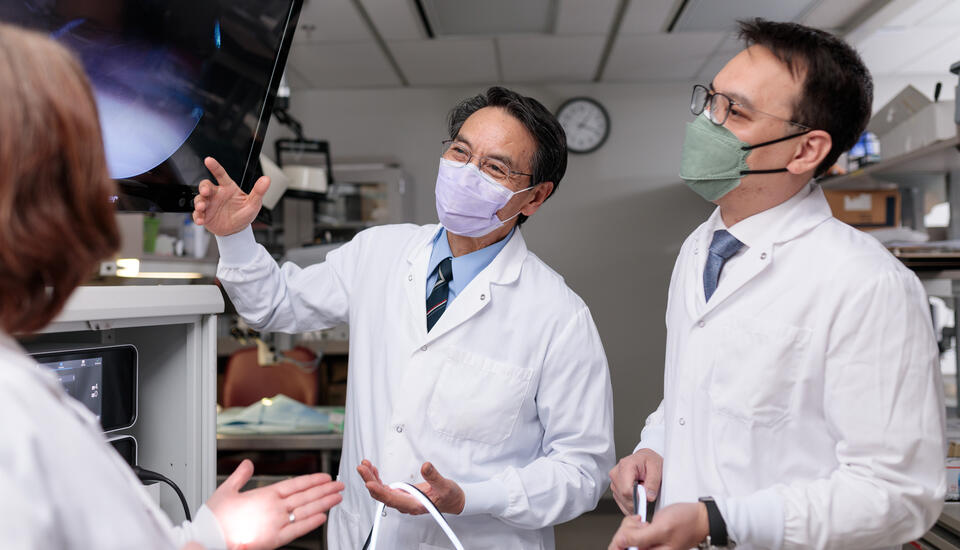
[823,189,900,227]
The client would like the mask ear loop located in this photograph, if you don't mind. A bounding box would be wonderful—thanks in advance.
[738,129,811,176]
[496,182,542,224]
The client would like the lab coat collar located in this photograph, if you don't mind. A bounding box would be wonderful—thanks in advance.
[704,182,828,250]
[404,224,527,348]
[695,183,833,316]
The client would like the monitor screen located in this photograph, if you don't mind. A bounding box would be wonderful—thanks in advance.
[33,345,138,432]
[2,0,302,211]
[39,355,104,420]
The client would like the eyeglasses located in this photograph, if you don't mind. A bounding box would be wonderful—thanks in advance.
[441,139,533,185]
[690,84,811,130]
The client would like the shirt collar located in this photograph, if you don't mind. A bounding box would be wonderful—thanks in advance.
[427,227,516,283]
[708,182,814,249]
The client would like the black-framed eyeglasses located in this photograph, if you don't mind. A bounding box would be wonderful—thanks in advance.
[441,139,533,185]
[690,84,812,130]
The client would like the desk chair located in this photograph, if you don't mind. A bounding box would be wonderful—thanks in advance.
[222,346,319,407]
[219,346,324,476]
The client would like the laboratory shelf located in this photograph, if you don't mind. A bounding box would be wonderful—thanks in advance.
[820,136,960,190]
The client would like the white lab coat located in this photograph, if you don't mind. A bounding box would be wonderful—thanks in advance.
[0,333,225,549]
[638,183,946,550]
[216,223,615,550]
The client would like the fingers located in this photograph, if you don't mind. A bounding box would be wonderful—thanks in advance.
[608,515,649,550]
[610,459,639,515]
[197,179,215,197]
[272,472,333,499]
[250,175,271,199]
[356,463,379,485]
[283,481,344,510]
[290,491,343,520]
[221,459,254,493]
[277,511,328,545]
[203,157,237,188]
[364,482,427,515]
[421,462,446,486]
[642,456,662,502]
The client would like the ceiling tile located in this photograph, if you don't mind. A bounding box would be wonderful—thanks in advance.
[801,0,878,29]
[293,0,372,43]
[287,42,401,88]
[388,39,498,85]
[498,35,606,82]
[857,26,957,74]
[619,0,677,33]
[672,0,818,32]
[555,0,619,34]
[884,0,951,27]
[603,32,726,82]
[899,32,960,74]
[360,0,424,40]
[696,50,738,81]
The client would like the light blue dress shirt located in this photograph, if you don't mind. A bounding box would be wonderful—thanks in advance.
[425,227,515,303]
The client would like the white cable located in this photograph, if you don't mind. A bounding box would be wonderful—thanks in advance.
[367,482,465,550]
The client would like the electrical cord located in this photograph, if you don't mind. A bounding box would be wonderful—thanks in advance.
[133,466,192,521]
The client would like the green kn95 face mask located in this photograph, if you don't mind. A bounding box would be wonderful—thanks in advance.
[679,114,810,202]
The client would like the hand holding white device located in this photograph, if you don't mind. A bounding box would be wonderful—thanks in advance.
[628,480,646,550]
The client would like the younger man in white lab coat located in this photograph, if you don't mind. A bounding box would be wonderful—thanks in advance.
[194,87,615,550]
[609,19,945,550]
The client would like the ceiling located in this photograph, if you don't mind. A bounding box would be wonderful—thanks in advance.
[283,0,960,91]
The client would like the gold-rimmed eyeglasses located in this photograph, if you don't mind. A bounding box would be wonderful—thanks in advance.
[441,139,533,185]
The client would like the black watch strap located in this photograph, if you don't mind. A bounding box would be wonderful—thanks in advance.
[699,497,729,547]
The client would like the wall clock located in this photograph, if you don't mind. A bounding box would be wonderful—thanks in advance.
[556,97,610,154]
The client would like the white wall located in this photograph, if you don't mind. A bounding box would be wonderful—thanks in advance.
[268,82,713,458]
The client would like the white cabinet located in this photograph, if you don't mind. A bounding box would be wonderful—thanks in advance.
[21,285,223,523]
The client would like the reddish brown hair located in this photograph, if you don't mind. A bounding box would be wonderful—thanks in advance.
[0,24,119,334]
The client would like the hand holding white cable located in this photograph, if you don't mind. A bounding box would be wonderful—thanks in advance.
[367,482,465,550]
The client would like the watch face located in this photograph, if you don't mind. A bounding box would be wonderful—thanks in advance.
[556,97,610,154]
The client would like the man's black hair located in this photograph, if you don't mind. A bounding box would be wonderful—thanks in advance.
[447,86,567,225]
[738,18,873,177]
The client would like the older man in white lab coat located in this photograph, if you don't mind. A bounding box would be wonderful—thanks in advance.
[609,19,945,550]
[194,86,615,550]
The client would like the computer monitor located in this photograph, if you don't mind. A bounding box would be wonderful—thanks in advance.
[2,0,302,211]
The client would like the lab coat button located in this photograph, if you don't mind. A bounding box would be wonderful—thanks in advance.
[698,320,705,328]
[421,345,427,352]
[396,424,404,433]
[760,252,767,260]
[679,418,686,426]
[480,293,486,301]
[408,274,413,281]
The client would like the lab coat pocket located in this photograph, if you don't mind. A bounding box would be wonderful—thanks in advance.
[708,315,811,426]
[427,348,533,445]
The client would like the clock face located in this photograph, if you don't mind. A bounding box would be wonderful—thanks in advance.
[556,97,610,154]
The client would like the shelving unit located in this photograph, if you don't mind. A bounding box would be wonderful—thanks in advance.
[820,136,960,236]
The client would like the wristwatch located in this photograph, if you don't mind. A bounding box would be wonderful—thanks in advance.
[698,496,734,549]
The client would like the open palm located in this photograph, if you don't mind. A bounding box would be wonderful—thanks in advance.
[192,156,271,236]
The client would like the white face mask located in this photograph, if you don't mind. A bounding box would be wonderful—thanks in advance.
[434,158,536,237]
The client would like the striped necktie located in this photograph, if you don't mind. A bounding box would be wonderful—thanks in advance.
[426,257,453,331]
[703,229,743,302]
